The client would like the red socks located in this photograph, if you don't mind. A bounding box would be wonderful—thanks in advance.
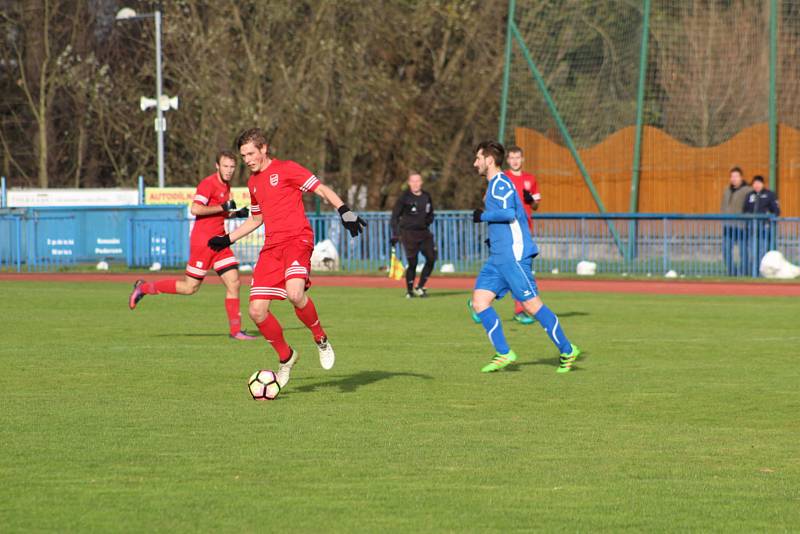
[514,300,524,315]
[256,313,293,362]
[294,298,326,342]
[225,298,242,336]
[141,280,178,295]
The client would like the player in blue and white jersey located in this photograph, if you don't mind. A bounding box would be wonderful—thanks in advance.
[469,140,581,373]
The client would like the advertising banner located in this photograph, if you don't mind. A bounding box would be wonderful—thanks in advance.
[145,187,251,208]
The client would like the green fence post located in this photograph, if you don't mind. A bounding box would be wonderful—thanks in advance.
[628,0,651,261]
[510,21,625,255]
[498,0,516,144]
[769,0,778,196]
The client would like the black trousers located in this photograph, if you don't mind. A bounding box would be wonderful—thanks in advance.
[400,229,437,290]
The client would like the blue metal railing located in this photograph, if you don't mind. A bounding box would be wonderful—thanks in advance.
[127,218,191,268]
[3,210,799,279]
[0,214,77,272]
[219,212,797,278]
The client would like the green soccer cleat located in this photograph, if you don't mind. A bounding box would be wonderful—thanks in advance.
[513,312,535,325]
[467,299,481,324]
[556,344,581,373]
[481,350,518,372]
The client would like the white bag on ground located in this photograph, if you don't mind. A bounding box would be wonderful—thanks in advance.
[576,260,597,276]
[759,250,800,279]
[311,239,340,271]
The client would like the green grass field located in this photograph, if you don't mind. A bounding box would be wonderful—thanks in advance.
[1,281,798,532]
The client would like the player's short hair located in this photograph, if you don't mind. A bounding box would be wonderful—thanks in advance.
[730,166,744,176]
[216,149,237,164]
[236,128,269,150]
[507,145,523,156]
[475,140,505,166]
[408,171,421,179]
[752,175,765,184]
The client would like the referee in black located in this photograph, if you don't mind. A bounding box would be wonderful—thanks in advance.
[390,172,436,298]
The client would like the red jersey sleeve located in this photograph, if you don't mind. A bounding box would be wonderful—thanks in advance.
[248,176,261,215]
[193,179,213,205]
[287,160,320,193]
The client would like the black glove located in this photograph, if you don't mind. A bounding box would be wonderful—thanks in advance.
[233,207,249,218]
[484,238,491,249]
[208,234,232,251]
[523,190,534,204]
[221,199,237,212]
[390,236,399,246]
[472,209,484,223]
[338,204,367,237]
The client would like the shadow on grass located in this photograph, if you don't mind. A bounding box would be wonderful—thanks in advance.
[503,350,590,373]
[288,370,433,394]
[422,290,471,299]
[557,311,590,318]
[154,326,304,338]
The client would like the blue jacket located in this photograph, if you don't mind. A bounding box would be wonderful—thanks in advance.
[480,172,539,264]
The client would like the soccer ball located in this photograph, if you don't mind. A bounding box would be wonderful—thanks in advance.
[247,370,281,401]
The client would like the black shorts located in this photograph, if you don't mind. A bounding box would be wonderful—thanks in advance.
[400,229,436,260]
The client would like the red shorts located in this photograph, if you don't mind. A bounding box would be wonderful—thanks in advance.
[250,241,313,301]
[185,241,239,279]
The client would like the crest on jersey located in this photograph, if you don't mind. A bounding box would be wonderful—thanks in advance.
[524,181,531,189]
[270,173,279,186]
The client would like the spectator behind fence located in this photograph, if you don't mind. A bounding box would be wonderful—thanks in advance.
[721,167,753,276]
[744,175,780,272]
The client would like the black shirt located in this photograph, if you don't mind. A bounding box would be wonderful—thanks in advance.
[744,189,780,216]
[390,190,434,235]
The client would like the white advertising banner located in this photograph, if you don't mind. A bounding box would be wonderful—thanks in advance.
[8,189,139,207]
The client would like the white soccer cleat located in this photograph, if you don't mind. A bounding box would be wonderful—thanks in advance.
[276,349,299,388]
[317,337,335,370]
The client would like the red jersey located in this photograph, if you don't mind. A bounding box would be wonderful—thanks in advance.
[507,170,541,218]
[248,158,320,248]
[192,173,231,243]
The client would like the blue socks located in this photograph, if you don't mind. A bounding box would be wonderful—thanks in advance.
[534,305,572,354]
[477,307,510,355]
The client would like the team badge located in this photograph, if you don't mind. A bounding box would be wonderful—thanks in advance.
[270,173,279,186]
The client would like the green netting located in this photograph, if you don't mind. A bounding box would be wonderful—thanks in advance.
[779,1,800,129]
[506,0,643,149]
[646,0,769,147]
[507,0,800,148]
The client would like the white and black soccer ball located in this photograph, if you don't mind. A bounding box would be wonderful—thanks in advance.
[247,370,281,401]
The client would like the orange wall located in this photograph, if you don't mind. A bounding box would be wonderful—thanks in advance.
[515,123,800,216]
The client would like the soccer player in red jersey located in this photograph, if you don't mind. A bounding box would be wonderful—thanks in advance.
[506,145,541,325]
[128,149,258,341]
[208,128,366,388]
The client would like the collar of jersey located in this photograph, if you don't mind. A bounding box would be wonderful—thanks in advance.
[489,172,505,182]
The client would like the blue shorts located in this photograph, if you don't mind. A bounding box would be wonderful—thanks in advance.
[474,259,538,302]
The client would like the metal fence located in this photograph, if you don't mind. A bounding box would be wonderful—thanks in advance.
[0,214,77,272]
[195,212,800,278]
[4,210,799,278]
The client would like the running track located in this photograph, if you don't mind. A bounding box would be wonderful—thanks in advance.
[1,273,799,297]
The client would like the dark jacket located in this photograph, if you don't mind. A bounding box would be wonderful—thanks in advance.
[744,189,780,216]
[390,190,434,235]
[721,183,753,215]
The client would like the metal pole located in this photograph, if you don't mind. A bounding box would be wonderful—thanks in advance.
[138,175,145,204]
[768,0,778,196]
[1,176,6,208]
[155,9,165,188]
[628,0,651,261]
[629,0,650,214]
[498,0,516,144]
